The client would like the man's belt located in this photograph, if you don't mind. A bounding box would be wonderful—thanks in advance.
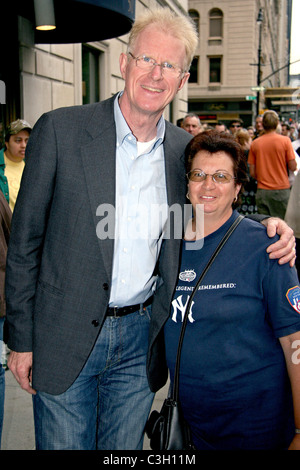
[106,296,153,317]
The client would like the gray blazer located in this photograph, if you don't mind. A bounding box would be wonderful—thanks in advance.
[5,95,191,395]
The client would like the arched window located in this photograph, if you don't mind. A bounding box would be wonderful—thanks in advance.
[209,8,223,39]
[189,9,200,35]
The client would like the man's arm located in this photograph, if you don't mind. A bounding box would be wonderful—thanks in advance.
[5,113,57,391]
[5,112,57,352]
[249,163,256,179]
[288,159,297,172]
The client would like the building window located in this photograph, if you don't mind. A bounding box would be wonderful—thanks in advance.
[82,45,100,104]
[209,8,223,39]
[209,57,221,83]
[189,9,200,35]
[189,56,199,83]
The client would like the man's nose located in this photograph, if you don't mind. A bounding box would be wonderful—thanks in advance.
[150,63,163,79]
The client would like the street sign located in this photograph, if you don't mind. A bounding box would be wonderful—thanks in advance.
[246,95,257,101]
[251,86,265,91]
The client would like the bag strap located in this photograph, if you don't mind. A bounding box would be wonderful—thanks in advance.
[172,214,244,401]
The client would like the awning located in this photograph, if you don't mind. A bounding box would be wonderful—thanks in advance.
[16,0,135,43]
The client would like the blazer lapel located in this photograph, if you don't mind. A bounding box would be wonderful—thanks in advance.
[162,124,188,295]
[80,98,116,281]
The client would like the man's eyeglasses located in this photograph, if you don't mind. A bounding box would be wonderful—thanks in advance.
[186,169,236,184]
[128,52,184,78]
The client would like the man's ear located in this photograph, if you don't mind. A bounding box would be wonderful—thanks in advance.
[177,72,190,93]
[119,53,128,80]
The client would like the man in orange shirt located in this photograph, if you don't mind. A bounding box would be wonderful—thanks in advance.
[248,110,296,219]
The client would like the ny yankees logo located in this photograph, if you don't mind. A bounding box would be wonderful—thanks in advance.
[171,295,195,323]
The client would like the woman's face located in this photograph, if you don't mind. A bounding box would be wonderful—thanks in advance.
[188,150,241,225]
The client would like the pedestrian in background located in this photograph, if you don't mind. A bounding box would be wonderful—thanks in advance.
[228,119,243,136]
[0,119,31,211]
[181,113,203,136]
[254,115,263,138]
[248,110,296,219]
[235,128,257,215]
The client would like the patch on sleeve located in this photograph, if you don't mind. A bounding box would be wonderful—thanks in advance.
[286,286,300,313]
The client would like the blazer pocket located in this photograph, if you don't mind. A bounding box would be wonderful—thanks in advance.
[37,279,64,297]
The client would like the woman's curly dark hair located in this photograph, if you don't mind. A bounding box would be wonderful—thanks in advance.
[185,130,249,208]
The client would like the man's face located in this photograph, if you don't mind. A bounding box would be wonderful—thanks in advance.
[229,122,241,135]
[255,117,263,131]
[5,130,30,162]
[281,125,289,136]
[119,25,189,119]
[182,117,201,136]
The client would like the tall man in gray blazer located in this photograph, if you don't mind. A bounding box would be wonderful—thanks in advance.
[5,8,295,450]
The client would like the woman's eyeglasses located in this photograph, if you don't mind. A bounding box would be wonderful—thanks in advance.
[186,169,236,184]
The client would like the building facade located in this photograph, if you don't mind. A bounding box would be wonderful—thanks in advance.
[0,0,293,140]
[0,0,190,141]
[187,0,292,128]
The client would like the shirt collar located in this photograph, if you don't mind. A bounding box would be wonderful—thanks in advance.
[114,92,165,148]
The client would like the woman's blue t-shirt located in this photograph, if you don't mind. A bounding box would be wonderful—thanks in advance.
[164,211,300,450]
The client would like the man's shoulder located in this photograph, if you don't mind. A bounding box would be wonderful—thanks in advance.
[252,131,279,146]
[164,120,192,145]
[46,95,115,120]
[34,96,116,137]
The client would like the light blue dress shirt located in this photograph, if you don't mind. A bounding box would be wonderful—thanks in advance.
[109,94,167,307]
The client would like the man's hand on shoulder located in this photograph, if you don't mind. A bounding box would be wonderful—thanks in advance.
[261,217,296,267]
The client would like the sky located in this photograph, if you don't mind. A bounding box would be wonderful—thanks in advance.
[290,0,300,75]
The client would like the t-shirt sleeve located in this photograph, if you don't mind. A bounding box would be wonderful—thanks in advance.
[286,138,296,162]
[265,261,300,338]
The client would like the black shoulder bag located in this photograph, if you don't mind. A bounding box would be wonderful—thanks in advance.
[145,215,244,450]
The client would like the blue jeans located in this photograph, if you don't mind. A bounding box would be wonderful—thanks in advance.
[33,306,154,450]
[0,317,5,448]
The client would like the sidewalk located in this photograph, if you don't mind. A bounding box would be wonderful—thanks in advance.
[1,370,35,450]
[1,369,168,450]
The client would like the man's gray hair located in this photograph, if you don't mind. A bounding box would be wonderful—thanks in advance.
[127,7,198,72]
